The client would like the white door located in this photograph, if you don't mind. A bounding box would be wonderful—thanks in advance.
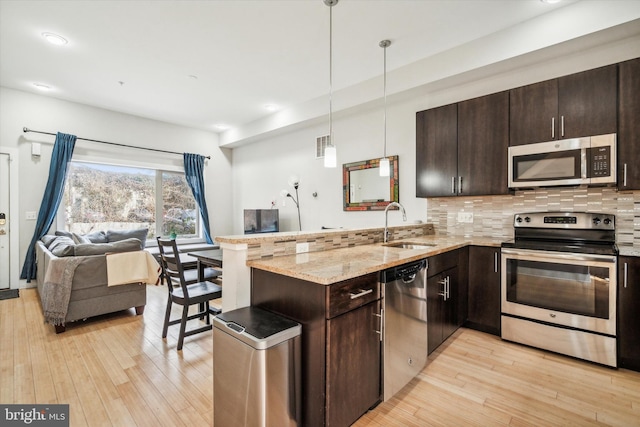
[0,153,9,289]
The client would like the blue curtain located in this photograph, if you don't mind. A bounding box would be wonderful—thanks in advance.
[20,133,77,281]
[183,153,213,244]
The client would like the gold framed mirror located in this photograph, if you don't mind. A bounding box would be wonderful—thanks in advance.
[343,155,399,211]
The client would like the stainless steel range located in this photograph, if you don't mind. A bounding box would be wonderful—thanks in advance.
[501,212,618,367]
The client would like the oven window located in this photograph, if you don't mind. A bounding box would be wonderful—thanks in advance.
[506,260,609,318]
[513,150,581,181]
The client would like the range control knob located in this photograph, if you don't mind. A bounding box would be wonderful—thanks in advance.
[603,218,612,225]
[524,216,531,223]
[516,217,523,223]
[593,217,601,225]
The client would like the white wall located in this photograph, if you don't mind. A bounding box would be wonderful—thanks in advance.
[231,30,640,234]
[0,87,233,286]
[232,99,426,233]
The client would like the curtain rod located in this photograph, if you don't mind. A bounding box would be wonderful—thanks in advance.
[22,127,211,159]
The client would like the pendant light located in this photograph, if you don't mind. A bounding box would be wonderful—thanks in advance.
[379,39,391,177]
[324,0,338,168]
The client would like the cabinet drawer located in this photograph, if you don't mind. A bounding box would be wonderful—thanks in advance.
[327,273,380,319]
[428,250,458,277]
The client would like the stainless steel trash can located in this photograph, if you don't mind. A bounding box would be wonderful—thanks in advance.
[213,306,301,427]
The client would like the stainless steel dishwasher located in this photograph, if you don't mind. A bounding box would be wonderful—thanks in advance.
[381,258,428,401]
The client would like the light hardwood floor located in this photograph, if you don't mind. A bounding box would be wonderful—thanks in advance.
[2,285,639,427]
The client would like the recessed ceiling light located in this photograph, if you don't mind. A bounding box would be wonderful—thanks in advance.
[42,32,68,46]
[264,104,278,112]
[540,0,561,3]
[33,83,51,91]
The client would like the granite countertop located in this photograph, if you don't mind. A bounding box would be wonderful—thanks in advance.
[619,246,640,257]
[247,235,503,285]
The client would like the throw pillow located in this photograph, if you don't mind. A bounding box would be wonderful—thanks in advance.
[40,235,57,248]
[55,230,73,239]
[85,230,108,243]
[107,228,149,248]
[48,236,76,257]
[73,238,143,256]
[71,232,91,244]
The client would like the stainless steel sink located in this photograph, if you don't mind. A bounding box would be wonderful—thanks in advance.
[384,242,436,250]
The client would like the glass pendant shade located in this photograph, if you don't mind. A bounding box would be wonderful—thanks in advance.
[324,145,337,168]
[379,157,390,177]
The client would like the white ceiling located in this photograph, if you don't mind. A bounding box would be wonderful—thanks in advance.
[1,0,639,146]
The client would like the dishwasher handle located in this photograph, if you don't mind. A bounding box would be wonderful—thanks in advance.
[401,273,417,284]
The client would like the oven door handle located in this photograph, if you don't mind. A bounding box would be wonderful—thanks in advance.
[501,248,616,264]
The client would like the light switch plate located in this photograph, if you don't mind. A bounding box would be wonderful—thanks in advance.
[25,211,37,220]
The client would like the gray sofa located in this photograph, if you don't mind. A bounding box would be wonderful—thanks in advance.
[35,229,149,333]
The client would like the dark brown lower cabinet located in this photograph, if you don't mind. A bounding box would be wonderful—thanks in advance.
[327,300,381,427]
[427,267,458,354]
[466,245,501,336]
[427,249,467,354]
[618,256,640,371]
[251,269,381,427]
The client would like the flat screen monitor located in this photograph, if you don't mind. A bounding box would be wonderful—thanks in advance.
[244,209,279,234]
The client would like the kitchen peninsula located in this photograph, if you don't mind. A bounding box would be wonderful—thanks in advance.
[215,223,438,311]
[216,224,503,426]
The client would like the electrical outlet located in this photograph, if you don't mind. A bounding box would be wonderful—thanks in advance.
[457,211,474,223]
[25,211,37,220]
[296,242,309,253]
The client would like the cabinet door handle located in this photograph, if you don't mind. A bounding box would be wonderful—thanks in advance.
[561,116,564,137]
[439,276,450,300]
[350,288,373,299]
[551,117,555,139]
[494,252,498,273]
[452,176,456,194]
[438,277,447,299]
[458,176,463,194]
[373,309,384,342]
[624,262,628,289]
[623,163,628,187]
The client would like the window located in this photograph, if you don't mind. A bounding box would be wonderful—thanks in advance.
[60,161,200,243]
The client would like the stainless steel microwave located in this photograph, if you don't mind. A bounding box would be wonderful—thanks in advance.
[508,133,616,189]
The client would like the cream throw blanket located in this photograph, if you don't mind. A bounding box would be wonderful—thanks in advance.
[106,251,160,286]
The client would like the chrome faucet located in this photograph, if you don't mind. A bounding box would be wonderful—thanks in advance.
[384,202,407,243]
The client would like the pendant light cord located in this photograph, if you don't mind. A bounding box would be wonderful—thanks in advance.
[329,3,334,145]
[383,41,387,158]
[380,40,391,159]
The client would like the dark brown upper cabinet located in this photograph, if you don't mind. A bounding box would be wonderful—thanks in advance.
[509,79,558,145]
[510,64,617,146]
[457,91,509,196]
[416,92,509,198]
[416,103,458,197]
[618,57,640,190]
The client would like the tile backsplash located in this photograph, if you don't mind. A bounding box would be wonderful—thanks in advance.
[427,187,640,248]
[245,224,435,261]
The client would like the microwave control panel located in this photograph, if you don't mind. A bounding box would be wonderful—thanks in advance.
[587,146,611,177]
